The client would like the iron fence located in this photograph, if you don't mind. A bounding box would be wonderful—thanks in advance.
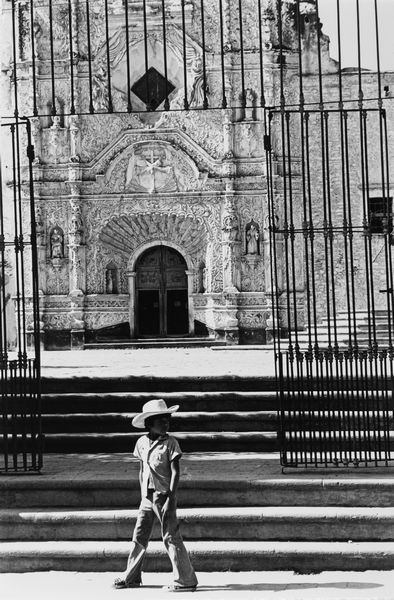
[2,0,394,469]
[0,119,42,473]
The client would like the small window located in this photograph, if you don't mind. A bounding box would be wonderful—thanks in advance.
[131,67,175,111]
[368,197,393,234]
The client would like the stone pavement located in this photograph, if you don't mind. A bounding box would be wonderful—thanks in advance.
[1,571,394,600]
[5,451,394,484]
[39,347,276,379]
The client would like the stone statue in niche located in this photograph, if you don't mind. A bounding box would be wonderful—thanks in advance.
[246,220,260,255]
[35,206,45,246]
[70,204,83,234]
[50,227,64,259]
[106,267,118,294]
[189,56,209,108]
[198,261,206,293]
[244,89,256,121]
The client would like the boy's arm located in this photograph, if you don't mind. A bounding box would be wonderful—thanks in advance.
[168,455,180,497]
[163,456,181,512]
[139,462,143,489]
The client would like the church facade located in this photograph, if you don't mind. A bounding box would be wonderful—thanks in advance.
[2,0,394,349]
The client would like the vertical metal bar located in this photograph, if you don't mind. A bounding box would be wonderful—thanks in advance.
[257,0,265,108]
[26,119,42,471]
[86,0,94,113]
[48,0,56,116]
[67,0,76,115]
[238,0,246,108]
[0,138,8,472]
[11,0,19,119]
[14,128,27,361]
[218,0,227,109]
[304,113,323,464]
[29,0,38,117]
[142,0,150,110]
[266,112,283,462]
[124,0,132,112]
[383,113,394,351]
[181,0,189,110]
[200,0,208,109]
[104,0,113,112]
[10,362,18,471]
[0,147,7,360]
[161,0,170,111]
[10,126,22,356]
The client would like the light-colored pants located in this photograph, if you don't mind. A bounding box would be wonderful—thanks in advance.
[123,490,198,588]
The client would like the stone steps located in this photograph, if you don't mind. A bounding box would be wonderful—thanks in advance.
[84,337,226,350]
[2,540,394,573]
[2,451,394,572]
[2,506,394,542]
[2,457,394,509]
[24,411,279,433]
[23,411,394,433]
[294,311,392,348]
[40,392,280,413]
[2,367,393,574]
[37,431,277,453]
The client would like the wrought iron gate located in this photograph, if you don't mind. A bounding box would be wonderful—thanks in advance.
[0,119,42,473]
[3,0,394,470]
[266,0,394,467]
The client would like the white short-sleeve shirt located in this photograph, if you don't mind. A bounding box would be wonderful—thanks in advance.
[133,434,182,496]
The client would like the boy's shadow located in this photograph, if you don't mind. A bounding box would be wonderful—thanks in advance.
[195,581,383,592]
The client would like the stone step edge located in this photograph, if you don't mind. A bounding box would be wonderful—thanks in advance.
[2,477,394,491]
[2,506,394,521]
[2,541,394,573]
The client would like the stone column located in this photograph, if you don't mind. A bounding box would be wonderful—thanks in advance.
[221,194,241,293]
[219,192,241,344]
[68,183,86,349]
[185,270,195,336]
[127,271,137,338]
[69,115,81,163]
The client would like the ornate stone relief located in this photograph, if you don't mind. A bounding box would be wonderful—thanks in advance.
[92,134,216,192]
[119,143,203,194]
[100,212,208,260]
[46,263,69,296]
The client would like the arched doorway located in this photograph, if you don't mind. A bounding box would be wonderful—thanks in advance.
[135,246,189,337]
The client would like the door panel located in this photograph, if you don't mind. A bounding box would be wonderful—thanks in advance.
[138,290,160,336]
[136,246,189,337]
[166,289,189,335]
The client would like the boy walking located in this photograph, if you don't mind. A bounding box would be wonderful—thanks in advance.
[113,399,198,592]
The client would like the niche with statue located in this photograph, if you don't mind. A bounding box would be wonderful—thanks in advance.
[105,263,119,294]
[245,220,261,256]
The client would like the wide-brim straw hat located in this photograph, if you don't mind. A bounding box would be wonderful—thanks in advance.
[132,399,179,429]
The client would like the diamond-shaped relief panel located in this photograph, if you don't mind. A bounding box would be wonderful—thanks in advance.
[131,67,175,110]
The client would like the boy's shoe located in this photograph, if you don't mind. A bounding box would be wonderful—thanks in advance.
[162,584,197,592]
[113,578,141,589]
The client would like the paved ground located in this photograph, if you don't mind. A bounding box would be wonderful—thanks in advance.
[2,452,394,483]
[1,571,394,600]
[39,347,276,379]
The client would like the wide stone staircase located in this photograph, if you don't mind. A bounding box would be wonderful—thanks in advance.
[295,310,392,349]
[2,373,394,573]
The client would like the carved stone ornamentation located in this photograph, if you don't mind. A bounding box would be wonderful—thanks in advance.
[50,226,64,259]
[222,196,241,293]
[105,141,205,194]
[245,220,261,256]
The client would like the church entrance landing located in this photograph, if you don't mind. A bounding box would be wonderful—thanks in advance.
[136,246,189,338]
